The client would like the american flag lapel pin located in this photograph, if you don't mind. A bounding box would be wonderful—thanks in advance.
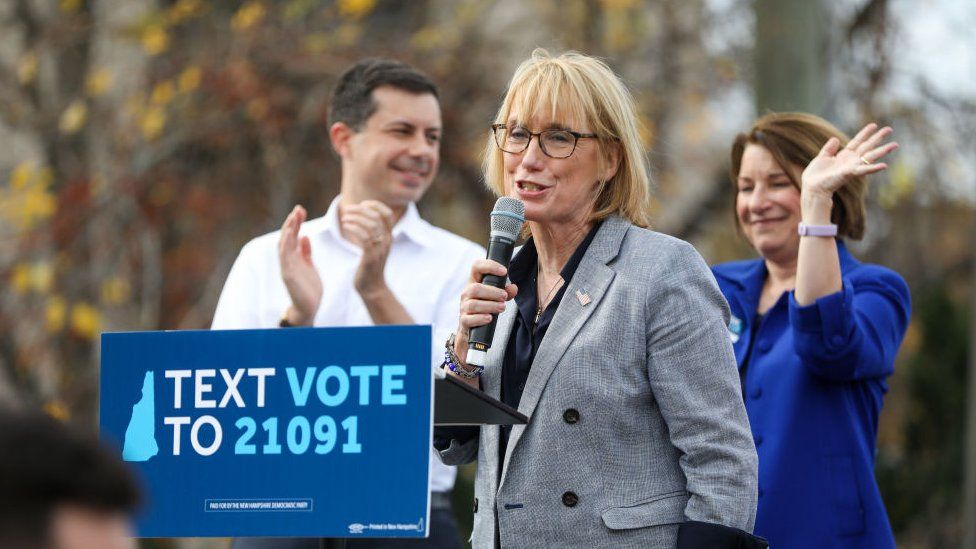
[575,289,592,306]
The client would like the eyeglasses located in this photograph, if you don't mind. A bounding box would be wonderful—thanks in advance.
[491,124,599,159]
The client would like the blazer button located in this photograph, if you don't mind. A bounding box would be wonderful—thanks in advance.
[561,491,579,507]
[754,434,764,446]
[830,334,845,346]
[563,408,580,424]
[757,340,772,353]
[751,386,763,399]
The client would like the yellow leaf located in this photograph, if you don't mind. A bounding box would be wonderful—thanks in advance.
[334,23,362,46]
[30,261,54,293]
[599,0,638,8]
[142,25,170,55]
[101,276,131,305]
[18,52,38,85]
[43,400,70,421]
[23,185,57,223]
[178,66,202,93]
[70,302,101,340]
[880,160,915,208]
[141,107,166,140]
[1,163,57,230]
[283,0,316,21]
[605,16,636,53]
[11,264,31,294]
[10,161,33,190]
[410,27,443,51]
[59,99,88,135]
[168,0,203,24]
[232,2,266,31]
[338,0,376,19]
[246,98,269,121]
[46,295,67,332]
[151,80,175,106]
[59,0,82,13]
[638,113,656,149]
[303,33,329,54]
[890,160,915,196]
[86,68,114,97]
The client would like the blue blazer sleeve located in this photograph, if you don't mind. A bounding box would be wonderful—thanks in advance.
[787,265,910,382]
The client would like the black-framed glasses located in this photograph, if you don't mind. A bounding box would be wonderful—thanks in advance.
[491,123,598,159]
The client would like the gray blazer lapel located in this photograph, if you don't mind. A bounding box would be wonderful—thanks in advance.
[499,217,630,485]
[476,299,516,506]
[481,303,516,400]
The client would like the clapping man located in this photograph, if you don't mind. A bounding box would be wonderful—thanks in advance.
[212,58,482,548]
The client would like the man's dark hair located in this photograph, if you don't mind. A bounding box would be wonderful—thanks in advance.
[328,58,439,130]
[0,408,141,547]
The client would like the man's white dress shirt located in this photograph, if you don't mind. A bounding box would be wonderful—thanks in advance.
[212,197,485,493]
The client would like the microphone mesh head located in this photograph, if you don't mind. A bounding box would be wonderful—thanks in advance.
[490,197,525,239]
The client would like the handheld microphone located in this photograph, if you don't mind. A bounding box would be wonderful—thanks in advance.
[466,197,525,367]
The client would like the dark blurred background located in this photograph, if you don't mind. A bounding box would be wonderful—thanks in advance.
[0,0,972,547]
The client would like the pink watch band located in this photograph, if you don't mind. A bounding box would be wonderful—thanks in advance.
[797,222,838,237]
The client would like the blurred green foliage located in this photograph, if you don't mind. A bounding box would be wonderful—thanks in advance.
[877,284,969,546]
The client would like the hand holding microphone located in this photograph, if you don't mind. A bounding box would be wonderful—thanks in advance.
[451,198,524,381]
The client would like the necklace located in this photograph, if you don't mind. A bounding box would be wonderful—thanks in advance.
[534,265,564,324]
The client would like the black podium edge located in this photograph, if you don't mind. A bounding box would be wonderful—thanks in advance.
[434,374,528,426]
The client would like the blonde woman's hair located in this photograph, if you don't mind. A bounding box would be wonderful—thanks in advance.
[483,49,652,228]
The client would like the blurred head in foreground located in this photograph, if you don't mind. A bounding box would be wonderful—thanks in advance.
[0,408,140,549]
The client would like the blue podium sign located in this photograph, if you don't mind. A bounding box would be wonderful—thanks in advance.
[99,326,432,538]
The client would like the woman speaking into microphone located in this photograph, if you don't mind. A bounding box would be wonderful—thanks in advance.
[434,49,762,548]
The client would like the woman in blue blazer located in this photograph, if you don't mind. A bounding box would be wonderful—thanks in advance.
[712,112,910,548]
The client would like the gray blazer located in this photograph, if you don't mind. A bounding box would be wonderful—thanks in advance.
[439,216,758,548]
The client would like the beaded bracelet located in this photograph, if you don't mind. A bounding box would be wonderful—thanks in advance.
[444,350,482,378]
[443,333,483,378]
